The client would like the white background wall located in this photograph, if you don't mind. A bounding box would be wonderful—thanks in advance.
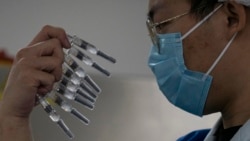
[0,0,220,141]
[0,0,152,76]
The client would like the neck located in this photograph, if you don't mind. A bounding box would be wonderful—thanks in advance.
[221,89,250,129]
[222,111,250,129]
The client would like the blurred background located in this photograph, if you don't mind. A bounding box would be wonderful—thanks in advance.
[0,0,220,140]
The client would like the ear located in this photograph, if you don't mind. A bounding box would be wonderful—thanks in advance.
[223,1,246,35]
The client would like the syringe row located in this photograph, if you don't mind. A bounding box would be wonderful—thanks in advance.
[67,34,116,64]
[38,34,116,140]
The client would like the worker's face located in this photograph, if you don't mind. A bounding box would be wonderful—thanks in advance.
[148,0,225,72]
[147,0,231,115]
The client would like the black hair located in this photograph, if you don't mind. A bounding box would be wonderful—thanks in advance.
[189,0,218,18]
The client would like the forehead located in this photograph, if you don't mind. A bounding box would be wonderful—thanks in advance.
[148,0,190,20]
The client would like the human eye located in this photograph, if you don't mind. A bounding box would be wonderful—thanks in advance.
[155,22,170,34]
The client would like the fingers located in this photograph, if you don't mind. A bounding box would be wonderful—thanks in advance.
[16,39,64,81]
[28,25,71,49]
[0,25,70,119]
[33,69,57,95]
[15,25,69,92]
[18,56,63,82]
[17,38,64,61]
[16,66,56,95]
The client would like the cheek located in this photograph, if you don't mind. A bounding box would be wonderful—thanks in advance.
[182,33,218,72]
[182,19,228,72]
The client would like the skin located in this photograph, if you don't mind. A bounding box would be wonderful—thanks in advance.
[148,0,250,129]
[0,25,71,141]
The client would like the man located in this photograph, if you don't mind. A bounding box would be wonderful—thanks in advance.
[147,0,250,140]
[1,0,250,141]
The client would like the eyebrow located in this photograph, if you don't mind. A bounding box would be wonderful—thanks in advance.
[147,3,165,20]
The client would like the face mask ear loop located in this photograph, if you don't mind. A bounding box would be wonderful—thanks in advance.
[181,4,223,40]
[202,33,238,81]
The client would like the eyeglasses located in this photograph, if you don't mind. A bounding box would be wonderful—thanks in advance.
[146,11,189,52]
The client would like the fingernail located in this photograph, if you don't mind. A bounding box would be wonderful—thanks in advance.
[64,38,71,48]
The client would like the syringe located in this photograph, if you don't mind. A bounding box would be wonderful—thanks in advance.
[65,48,111,77]
[62,64,101,94]
[67,34,116,64]
[37,94,74,139]
[60,76,97,102]
[49,93,90,125]
[37,33,116,140]
[54,84,95,110]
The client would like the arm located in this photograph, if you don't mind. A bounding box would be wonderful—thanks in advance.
[0,113,33,141]
[0,25,71,141]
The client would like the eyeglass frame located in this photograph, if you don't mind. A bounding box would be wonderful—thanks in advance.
[146,11,189,53]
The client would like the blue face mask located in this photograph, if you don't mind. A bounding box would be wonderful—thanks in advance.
[148,5,237,116]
